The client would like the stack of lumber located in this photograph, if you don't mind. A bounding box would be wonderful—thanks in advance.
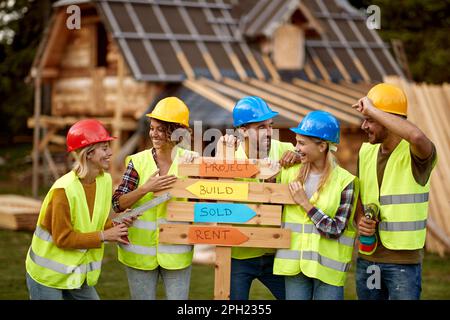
[0,195,41,231]
[386,76,450,256]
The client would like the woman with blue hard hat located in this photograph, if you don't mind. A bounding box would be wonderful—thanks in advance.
[273,110,359,300]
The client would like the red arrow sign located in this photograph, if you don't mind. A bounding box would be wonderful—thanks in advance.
[188,226,249,245]
[199,160,259,178]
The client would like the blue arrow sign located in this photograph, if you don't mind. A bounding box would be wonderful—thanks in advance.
[193,203,256,223]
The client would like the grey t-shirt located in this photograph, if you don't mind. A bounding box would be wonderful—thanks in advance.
[304,172,322,199]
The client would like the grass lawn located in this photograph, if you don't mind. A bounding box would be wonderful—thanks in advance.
[1,229,449,300]
[1,144,449,299]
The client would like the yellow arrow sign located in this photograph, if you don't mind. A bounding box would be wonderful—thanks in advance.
[186,181,249,201]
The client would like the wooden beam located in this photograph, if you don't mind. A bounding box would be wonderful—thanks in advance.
[154,178,296,204]
[111,55,125,179]
[303,62,317,82]
[183,80,235,112]
[43,148,59,181]
[202,52,222,81]
[261,54,280,82]
[214,246,231,300]
[307,47,331,82]
[198,77,300,121]
[293,78,357,105]
[40,9,70,69]
[159,224,291,248]
[248,78,361,125]
[38,127,57,152]
[32,70,42,198]
[318,81,366,99]
[166,201,282,226]
[272,80,361,116]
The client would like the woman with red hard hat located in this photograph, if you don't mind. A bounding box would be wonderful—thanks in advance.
[25,119,133,300]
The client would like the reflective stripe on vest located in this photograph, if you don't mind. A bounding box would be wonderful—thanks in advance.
[119,243,157,256]
[132,220,157,230]
[282,222,355,247]
[379,219,427,231]
[379,192,429,205]
[119,242,191,255]
[35,225,87,253]
[275,250,350,272]
[29,249,101,274]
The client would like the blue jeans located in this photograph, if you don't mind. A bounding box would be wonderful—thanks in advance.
[26,273,100,300]
[356,257,422,300]
[285,273,344,300]
[125,265,192,300]
[230,255,285,300]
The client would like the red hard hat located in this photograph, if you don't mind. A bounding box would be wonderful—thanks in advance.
[66,119,116,152]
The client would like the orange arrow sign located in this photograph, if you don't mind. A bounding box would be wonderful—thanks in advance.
[188,226,249,245]
[199,160,259,178]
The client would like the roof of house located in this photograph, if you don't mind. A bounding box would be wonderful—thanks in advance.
[91,0,402,83]
[234,0,403,82]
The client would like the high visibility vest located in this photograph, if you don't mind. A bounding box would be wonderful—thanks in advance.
[359,140,436,250]
[273,164,358,287]
[232,139,295,260]
[25,171,111,289]
[117,147,194,270]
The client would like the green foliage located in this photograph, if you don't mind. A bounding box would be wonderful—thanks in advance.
[349,0,450,83]
[0,0,53,142]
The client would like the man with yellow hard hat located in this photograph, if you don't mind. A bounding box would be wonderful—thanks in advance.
[352,83,437,300]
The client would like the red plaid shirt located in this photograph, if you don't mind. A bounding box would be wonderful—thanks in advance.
[306,181,355,239]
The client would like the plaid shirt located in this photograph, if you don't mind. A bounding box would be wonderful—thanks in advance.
[306,181,355,239]
[112,160,140,213]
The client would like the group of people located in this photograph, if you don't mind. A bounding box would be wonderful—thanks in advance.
[24,83,436,300]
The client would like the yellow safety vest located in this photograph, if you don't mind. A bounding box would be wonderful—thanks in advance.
[232,139,295,260]
[25,171,111,289]
[359,140,436,250]
[117,147,194,270]
[273,164,358,287]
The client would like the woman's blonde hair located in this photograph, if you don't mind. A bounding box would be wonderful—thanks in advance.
[297,137,338,201]
[71,144,98,179]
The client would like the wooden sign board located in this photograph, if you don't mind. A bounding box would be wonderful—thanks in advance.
[155,179,296,204]
[199,161,259,179]
[186,180,249,201]
[159,224,291,248]
[166,201,282,225]
[178,157,280,180]
[188,226,249,245]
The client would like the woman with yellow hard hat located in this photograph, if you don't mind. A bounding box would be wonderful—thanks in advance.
[112,97,197,300]
[25,119,133,299]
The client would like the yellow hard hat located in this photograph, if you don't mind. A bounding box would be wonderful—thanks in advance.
[146,97,190,127]
[367,83,407,116]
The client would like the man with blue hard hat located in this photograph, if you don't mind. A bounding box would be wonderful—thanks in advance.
[216,96,301,300]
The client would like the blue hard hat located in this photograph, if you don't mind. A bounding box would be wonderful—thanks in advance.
[233,96,279,127]
[290,111,340,144]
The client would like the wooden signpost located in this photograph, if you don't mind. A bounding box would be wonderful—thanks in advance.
[157,155,295,300]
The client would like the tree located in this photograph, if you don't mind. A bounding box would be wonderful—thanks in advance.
[349,0,450,84]
[0,0,53,143]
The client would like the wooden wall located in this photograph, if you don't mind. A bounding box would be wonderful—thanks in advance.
[48,10,162,118]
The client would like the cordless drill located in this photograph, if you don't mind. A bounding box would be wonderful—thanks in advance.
[358,203,379,255]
